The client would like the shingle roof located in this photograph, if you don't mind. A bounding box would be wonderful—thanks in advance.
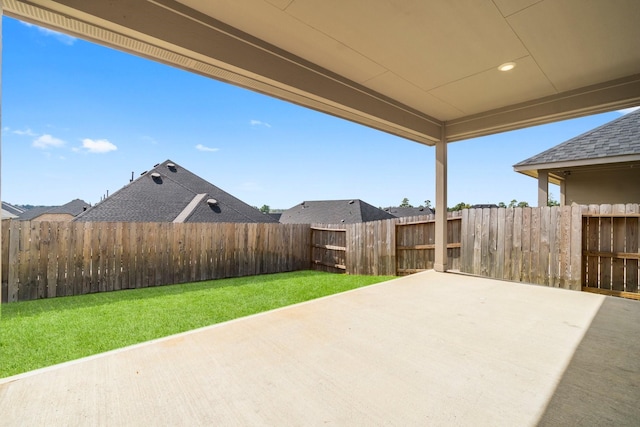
[2,209,18,219]
[1,202,25,216]
[383,206,434,218]
[279,199,396,224]
[514,109,640,168]
[75,160,276,223]
[17,199,90,220]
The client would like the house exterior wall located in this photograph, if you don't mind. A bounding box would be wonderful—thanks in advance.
[33,213,75,222]
[564,167,640,205]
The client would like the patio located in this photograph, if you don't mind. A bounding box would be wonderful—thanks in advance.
[1,271,637,426]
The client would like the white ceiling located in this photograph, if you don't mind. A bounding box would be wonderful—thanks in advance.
[6,0,640,145]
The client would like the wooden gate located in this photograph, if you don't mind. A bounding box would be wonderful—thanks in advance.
[582,209,640,300]
[310,226,346,273]
[396,218,461,276]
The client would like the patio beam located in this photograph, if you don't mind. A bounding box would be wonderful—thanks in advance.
[434,127,448,272]
[5,0,442,146]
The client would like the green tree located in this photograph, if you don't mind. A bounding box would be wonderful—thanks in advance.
[547,194,560,207]
[259,204,270,213]
[449,202,470,211]
[498,202,507,208]
[423,200,432,209]
[517,201,530,208]
[399,198,412,208]
[508,199,518,208]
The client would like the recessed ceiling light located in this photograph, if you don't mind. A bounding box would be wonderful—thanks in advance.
[498,62,516,72]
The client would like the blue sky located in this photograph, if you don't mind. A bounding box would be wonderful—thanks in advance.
[2,16,636,209]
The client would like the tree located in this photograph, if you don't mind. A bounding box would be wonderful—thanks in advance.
[449,202,470,211]
[508,199,518,208]
[259,204,270,213]
[423,200,432,209]
[498,202,507,208]
[547,194,560,207]
[517,201,529,208]
[399,198,412,208]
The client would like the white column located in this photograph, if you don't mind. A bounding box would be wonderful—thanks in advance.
[560,179,566,206]
[434,127,448,272]
[538,170,549,207]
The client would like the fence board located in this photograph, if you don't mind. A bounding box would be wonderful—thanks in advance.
[530,208,540,285]
[599,205,613,290]
[548,207,559,287]
[626,210,639,293]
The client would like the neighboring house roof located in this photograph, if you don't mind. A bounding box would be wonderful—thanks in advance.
[17,206,52,221]
[75,160,276,223]
[279,199,396,224]
[2,209,17,219]
[2,202,25,216]
[514,109,640,173]
[383,206,434,218]
[17,199,91,220]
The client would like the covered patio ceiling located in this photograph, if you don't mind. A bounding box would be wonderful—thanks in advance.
[6,0,640,146]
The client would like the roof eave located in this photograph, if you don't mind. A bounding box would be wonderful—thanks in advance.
[514,153,640,173]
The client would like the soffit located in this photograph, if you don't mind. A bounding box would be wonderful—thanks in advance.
[6,0,640,145]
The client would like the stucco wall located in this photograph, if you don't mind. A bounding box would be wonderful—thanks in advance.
[564,167,640,205]
[33,213,75,222]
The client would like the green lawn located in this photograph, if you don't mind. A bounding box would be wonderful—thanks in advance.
[0,271,393,378]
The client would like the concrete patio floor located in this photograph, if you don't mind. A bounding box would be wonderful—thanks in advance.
[1,271,638,426]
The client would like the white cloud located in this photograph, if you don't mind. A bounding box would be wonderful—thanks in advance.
[81,138,118,153]
[33,134,65,149]
[140,135,158,144]
[618,106,640,115]
[195,144,219,152]
[21,21,77,45]
[250,119,272,128]
[14,128,38,137]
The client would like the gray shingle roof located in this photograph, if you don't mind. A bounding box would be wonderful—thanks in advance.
[1,202,25,216]
[17,199,90,220]
[75,160,276,223]
[383,206,434,217]
[279,199,396,224]
[514,109,640,168]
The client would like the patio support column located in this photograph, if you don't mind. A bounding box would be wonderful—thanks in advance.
[434,126,448,272]
[560,179,566,206]
[538,170,549,207]
[0,1,3,298]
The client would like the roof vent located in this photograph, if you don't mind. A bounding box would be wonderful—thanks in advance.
[151,172,161,178]
[207,198,218,206]
[154,163,160,167]
[167,163,176,169]
[140,170,147,175]
[348,200,355,204]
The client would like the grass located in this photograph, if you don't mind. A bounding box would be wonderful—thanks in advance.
[0,271,393,378]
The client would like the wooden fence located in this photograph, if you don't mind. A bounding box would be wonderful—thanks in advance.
[4,205,639,302]
[460,206,584,289]
[459,204,640,297]
[581,204,640,299]
[396,218,461,275]
[310,225,347,273]
[310,214,462,276]
[1,221,310,302]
